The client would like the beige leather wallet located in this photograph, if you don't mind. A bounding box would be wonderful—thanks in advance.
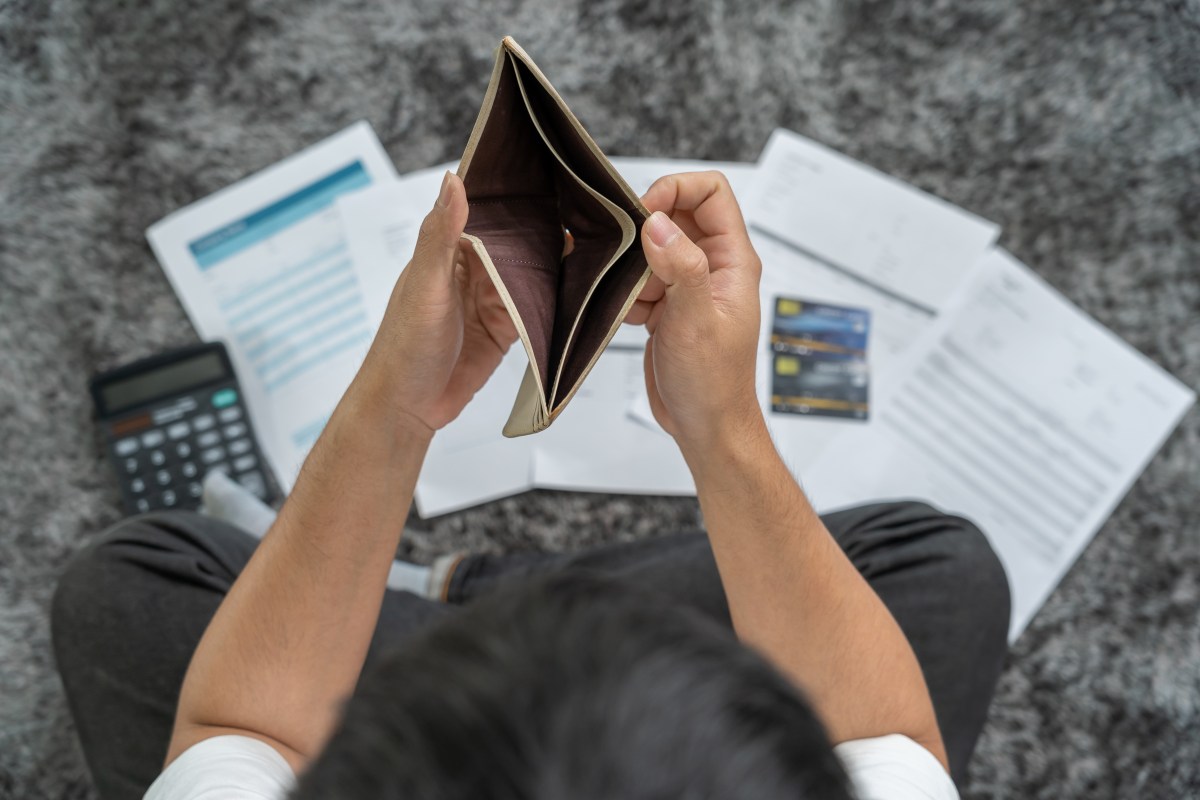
[458,36,650,437]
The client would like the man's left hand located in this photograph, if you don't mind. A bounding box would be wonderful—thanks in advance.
[361,172,517,433]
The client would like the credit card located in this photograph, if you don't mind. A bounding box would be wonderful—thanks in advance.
[769,296,870,356]
[769,296,870,420]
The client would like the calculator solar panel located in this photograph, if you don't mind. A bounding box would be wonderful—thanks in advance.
[91,343,279,514]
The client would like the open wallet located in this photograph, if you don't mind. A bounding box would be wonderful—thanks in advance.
[458,36,651,437]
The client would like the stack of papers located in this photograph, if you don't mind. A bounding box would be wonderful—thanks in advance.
[146,120,1194,640]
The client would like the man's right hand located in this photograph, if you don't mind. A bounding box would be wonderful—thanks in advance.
[628,181,947,772]
[626,172,764,461]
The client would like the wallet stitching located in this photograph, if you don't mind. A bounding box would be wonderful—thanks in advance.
[468,198,555,206]
[491,256,559,271]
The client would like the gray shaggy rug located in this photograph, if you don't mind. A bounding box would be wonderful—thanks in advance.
[1,1,1198,797]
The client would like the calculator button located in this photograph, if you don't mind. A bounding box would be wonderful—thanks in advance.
[201,447,226,464]
[115,437,139,456]
[227,439,252,456]
[213,389,239,409]
[156,469,172,487]
[218,406,243,423]
[238,471,267,499]
[161,490,177,507]
[149,450,166,467]
[187,482,203,499]
[135,498,151,513]
[123,457,139,475]
[223,422,247,439]
[141,430,165,448]
[167,421,190,440]
[130,477,146,494]
[233,454,257,472]
[207,462,230,476]
[181,461,198,479]
[192,414,215,431]
[197,430,221,448]
[176,442,192,458]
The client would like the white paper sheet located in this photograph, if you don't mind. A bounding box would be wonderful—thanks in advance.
[745,128,999,312]
[336,163,455,329]
[802,248,1196,640]
[146,122,398,490]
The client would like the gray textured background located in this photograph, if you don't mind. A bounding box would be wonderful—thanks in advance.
[2,0,1199,797]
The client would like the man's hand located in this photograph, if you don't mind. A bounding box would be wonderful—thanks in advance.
[165,173,514,771]
[625,172,763,459]
[624,171,949,770]
[362,172,517,433]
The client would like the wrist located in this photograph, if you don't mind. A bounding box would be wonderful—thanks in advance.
[342,367,436,450]
[677,405,774,486]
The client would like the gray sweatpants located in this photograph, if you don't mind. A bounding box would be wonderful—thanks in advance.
[51,501,1010,799]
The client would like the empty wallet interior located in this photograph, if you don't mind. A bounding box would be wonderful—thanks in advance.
[458,37,650,434]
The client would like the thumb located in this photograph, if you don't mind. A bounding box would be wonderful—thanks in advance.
[641,211,713,311]
[410,172,469,279]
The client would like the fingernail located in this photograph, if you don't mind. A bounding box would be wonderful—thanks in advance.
[437,171,454,209]
[647,211,679,248]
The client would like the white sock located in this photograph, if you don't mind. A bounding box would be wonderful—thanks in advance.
[386,559,434,595]
[201,470,276,539]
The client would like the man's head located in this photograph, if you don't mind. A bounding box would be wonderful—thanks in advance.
[295,572,851,800]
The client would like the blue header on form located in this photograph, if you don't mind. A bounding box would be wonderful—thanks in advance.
[189,161,371,269]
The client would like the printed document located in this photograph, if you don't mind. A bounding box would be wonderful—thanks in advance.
[725,129,997,476]
[147,122,397,489]
[746,128,1000,313]
[803,248,1195,640]
[336,163,455,329]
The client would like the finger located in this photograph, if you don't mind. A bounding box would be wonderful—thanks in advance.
[474,274,518,350]
[642,211,713,313]
[624,299,654,326]
[410,172,469,280]
[641,171,749,242]
[643,335,673,436]
[636,273,666,303]
[644,297,667,335]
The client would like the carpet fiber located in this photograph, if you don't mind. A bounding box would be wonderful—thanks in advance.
[2,1,1198,797]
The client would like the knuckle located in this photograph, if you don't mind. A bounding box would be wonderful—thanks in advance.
[706,169,732,192]
[678,246,709,286]
[417,210,440,242]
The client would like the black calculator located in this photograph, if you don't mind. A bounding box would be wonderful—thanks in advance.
[90,342,280,514]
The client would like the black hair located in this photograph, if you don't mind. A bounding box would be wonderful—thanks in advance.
[294,571,852,800]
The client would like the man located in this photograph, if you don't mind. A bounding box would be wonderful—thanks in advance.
[53,171,1010,799]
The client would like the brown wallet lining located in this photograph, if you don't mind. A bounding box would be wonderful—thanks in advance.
[461,40,650,415]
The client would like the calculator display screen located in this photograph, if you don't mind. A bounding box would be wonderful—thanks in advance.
[99,352,228,414]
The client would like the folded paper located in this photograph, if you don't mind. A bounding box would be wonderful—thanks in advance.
[458,36,650,437]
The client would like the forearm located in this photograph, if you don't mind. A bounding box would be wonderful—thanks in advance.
[681,417,948,768]
[166,369,431,769]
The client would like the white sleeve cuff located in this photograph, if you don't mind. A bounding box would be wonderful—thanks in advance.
[143,735,295,800]
[834,734,959,800]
